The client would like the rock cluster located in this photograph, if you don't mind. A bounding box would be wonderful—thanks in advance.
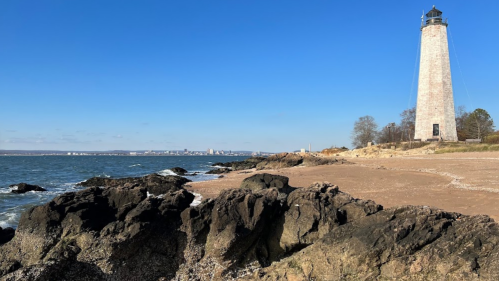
[212,157,266,171]
[2,173,499,280]
[205,168,231,174]
[77,173,191,196]
[255,152,348,170]
[9,183,47,194]
[210,153,349,173]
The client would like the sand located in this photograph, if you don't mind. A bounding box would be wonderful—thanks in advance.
[187,151,499,221]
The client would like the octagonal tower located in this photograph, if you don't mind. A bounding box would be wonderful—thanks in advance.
[414,6,458,141]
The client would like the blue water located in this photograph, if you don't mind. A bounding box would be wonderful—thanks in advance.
[0,155,248,228]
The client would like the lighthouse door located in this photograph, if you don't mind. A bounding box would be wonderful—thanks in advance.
[433,124,440,136]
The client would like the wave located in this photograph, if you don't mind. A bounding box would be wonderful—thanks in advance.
[0,210,21,228]
[129,164,142,167]
[157,169,177,176]
[0,188,11,194]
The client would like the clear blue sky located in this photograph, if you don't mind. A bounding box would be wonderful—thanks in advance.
[1,1,498,152]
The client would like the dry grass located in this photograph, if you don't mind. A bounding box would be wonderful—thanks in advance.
[321,147,349,156]
[435,143,499,154]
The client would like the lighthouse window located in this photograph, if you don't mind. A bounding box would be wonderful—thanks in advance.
[433,124,440,136]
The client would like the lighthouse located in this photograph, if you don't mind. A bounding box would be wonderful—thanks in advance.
[414,6,458,141]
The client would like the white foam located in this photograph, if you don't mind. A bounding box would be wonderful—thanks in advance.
[158,169,176,176]
[129,164,141,167]
[190,192,203,207]
[211,165,231,169]
[0,211,20,228]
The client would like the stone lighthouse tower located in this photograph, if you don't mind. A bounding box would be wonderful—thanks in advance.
[414,6,458,141]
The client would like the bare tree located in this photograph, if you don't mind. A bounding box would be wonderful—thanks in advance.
[399,107,416,141]
[377,123,401,144]
[351,116,378,148]
[464,108,495,140]
[455,105,469,141]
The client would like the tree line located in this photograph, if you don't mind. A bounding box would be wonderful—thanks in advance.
[351,106,496,149]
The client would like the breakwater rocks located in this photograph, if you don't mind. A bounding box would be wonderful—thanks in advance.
[1,174,499,280]
[211,153,349,172]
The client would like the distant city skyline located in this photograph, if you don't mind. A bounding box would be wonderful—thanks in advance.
[1,1,498,151]
[0,148,270,157]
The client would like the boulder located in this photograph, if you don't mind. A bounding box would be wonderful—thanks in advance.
[176,188,282,279]
[170,167,188,175]
[240,173,290,191]
[9,183,46,194]
[77,173,191,195]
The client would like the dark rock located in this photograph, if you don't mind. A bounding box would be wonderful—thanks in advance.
[3,173,499,281]
[240,173,290,191]
[211,162,228,167]
[0,181,194,280]
[206,168,231,174]
[175,180,382,279]
[170,167,188,175]
[177,188,282,279]
[77,173,191,196]
[0,227,15,245]
[9,183,46,194]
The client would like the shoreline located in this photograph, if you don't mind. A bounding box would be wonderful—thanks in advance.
[189,151,499,221]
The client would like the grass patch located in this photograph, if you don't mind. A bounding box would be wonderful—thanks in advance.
[435,143,499,154]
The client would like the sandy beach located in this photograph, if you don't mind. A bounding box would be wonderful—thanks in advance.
[188,151,499,221]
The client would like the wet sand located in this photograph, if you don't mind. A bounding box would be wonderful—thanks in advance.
[188,151,499,221]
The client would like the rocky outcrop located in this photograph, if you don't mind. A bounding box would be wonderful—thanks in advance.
[0,227,15,245]
[174,181,381,280]
[212,157,266,171]
[243,207,499,281]
[9,183,47,194]
[170,167,188,175]
[0,175,194,280]
[77,173,191,195]
[206,168,231,174]
[213,154,349,172]
[2,173,499,280]
[255,152,349,170]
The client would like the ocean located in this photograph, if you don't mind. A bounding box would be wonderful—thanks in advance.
[0,155,248,228]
